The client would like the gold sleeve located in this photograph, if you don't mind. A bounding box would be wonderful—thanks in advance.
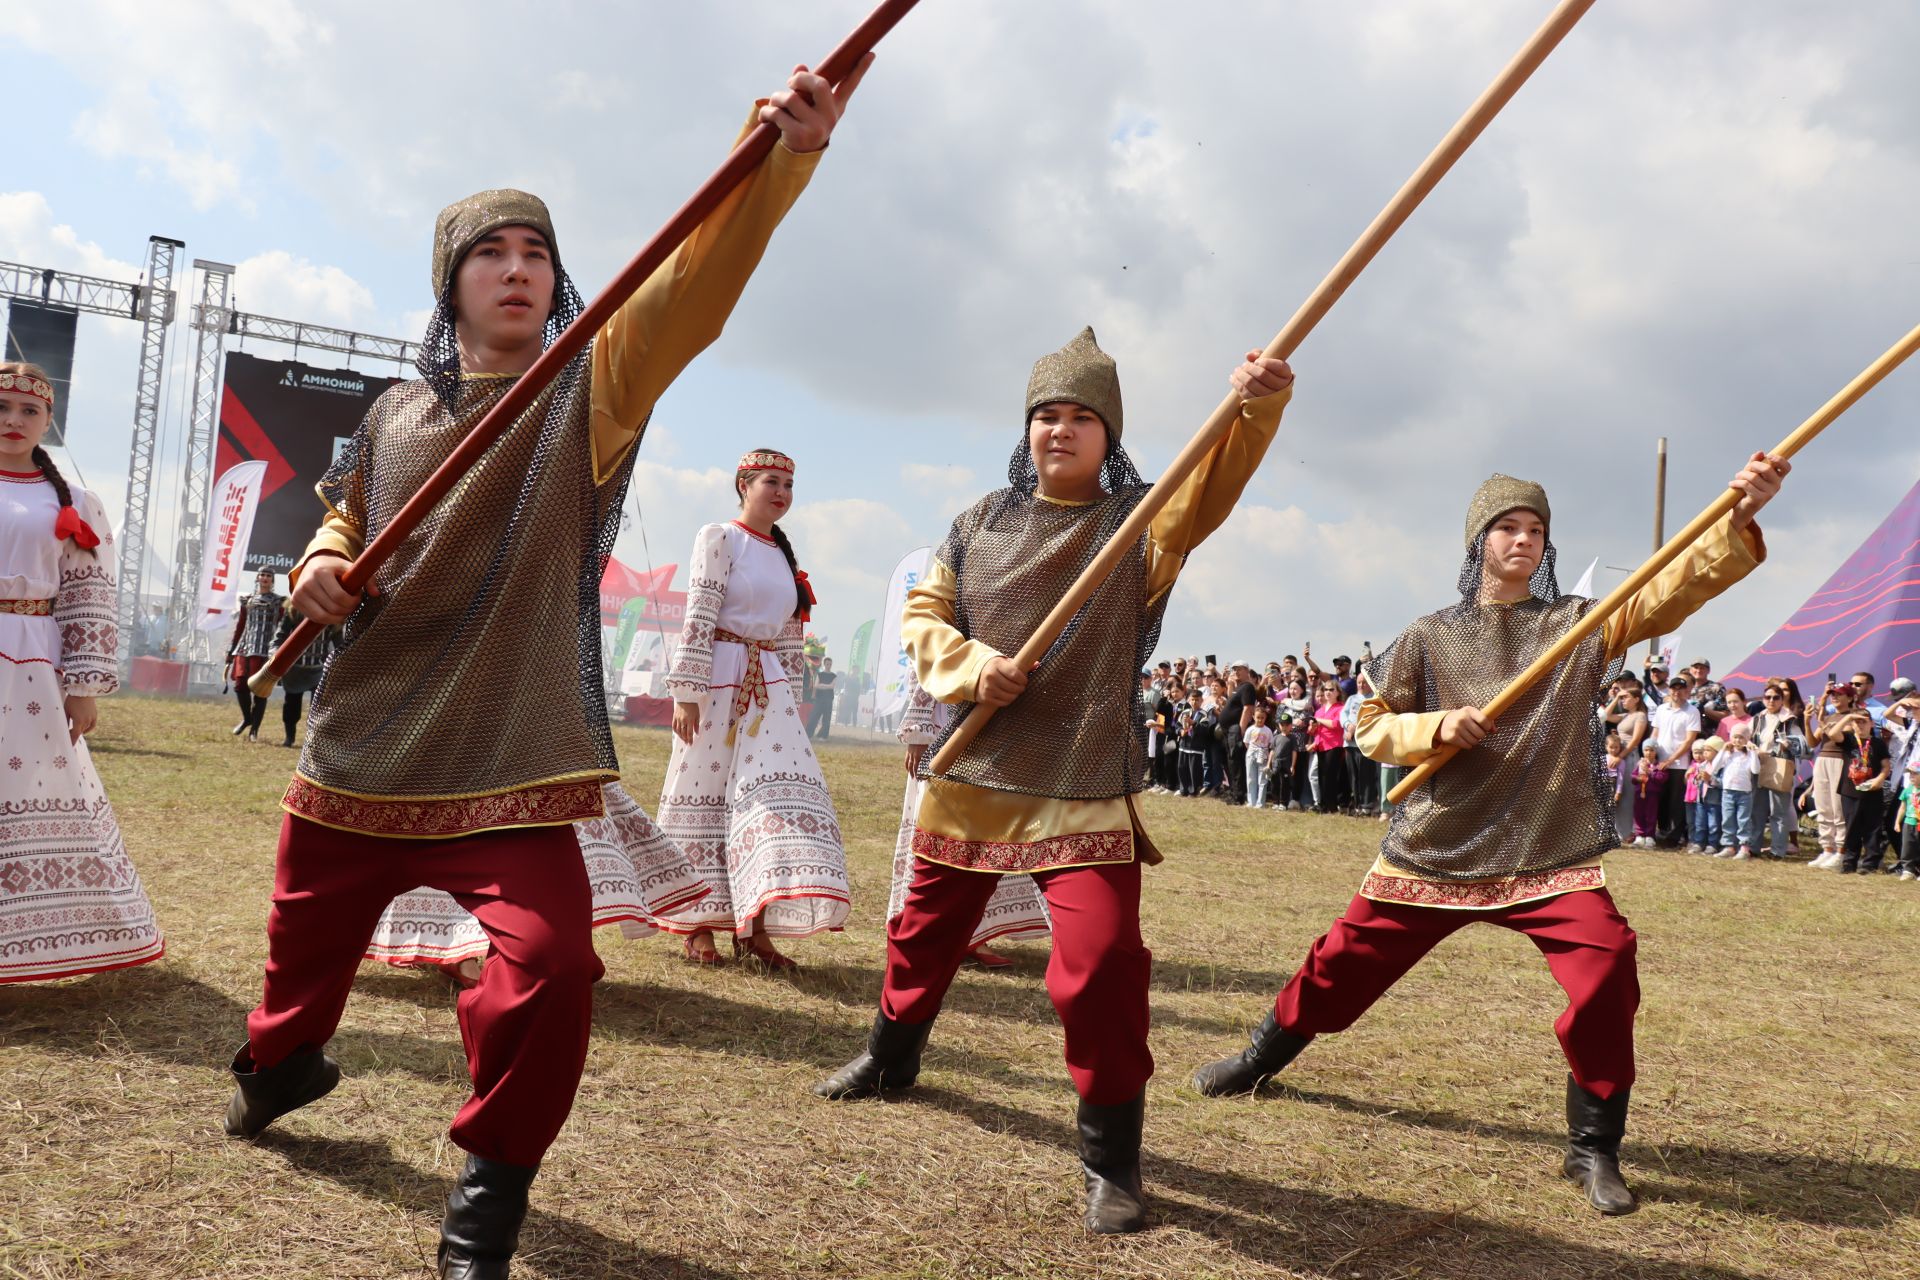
[1355,700,1451,767]
[292,512,363,588]
[590,111,824,484]
[1602,515,1766,659]
[902,559,1005,704]
[1145,385,1292,599]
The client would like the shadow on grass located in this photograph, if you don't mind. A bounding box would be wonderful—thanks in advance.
[1284,1085,1920,1228]
[0,963,466,1084]
[255,1132,734,1280]
[86,742,194,760]
[908,1087,1763,1280]
[589,977,1073,1095]
[800,960,1246,1036]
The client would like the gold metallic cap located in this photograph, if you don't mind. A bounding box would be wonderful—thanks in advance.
[1025,326,1123,440]
[1464,473,1551,548]
[431,189,560,299]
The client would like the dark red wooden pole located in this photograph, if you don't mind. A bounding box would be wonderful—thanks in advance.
[254,0,922,694]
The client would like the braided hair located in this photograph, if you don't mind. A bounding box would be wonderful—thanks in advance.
[1,360,93,558]
[737,446,808,618]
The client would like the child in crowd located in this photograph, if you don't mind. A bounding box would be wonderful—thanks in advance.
[1244,704,1276,809]
[1605,732,1633,843]
[1710,725,1758,860]
[1632,744,1664,848]
[1896,758,1919,882]
[1177,690,1210,796]
[1684,741,1722,853]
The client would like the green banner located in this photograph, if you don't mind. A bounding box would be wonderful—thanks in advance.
[846,619,876,691]
[611,597,649,670]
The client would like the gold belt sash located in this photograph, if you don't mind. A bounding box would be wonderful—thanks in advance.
[713,628,778,746]
[0,598,53,616]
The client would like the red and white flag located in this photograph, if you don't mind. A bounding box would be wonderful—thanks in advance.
[194,460,269,631]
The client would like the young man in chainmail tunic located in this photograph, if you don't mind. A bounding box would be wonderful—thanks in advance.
[220,62,869,1280]
[815,328,1295,1235]
[1192,454,1792,1216]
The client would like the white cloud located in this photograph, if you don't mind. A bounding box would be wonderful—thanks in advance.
[15,0,1920,674]
[232,251,377,328]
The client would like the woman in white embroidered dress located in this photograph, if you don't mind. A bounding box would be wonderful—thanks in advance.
[654,448,847,969]
[887,668,1048,967]
[363,782,710,986]
[0,361,162,983]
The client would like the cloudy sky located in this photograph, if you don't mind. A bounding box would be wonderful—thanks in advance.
[12,0,1920,679]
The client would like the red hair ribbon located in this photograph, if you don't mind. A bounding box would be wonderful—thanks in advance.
[794,569,817,621]
[54,505,100,549]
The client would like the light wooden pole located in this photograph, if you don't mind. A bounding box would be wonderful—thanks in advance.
[1388,320,1920,805]
[930,0,1601,776]
[1648,435,1667,663]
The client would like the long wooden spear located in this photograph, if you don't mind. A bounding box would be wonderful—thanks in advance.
[1386,318,1920,805]
[929,0,1598,776]
[251,0,922,697]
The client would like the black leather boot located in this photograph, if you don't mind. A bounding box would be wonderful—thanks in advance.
[1562,1075,1638,1215]
[438,1154,536,1279]
[232,687,253,735]
[1191,1010,1313,1097]
[223,1043,340,1138]
[1077,1095,1148,1234]
[813,1012,932,1099]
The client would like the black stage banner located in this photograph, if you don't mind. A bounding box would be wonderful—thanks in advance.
[5,300,79,445]
[216,353,399,573]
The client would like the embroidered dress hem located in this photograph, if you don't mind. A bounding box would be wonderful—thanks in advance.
[0,938,165,985]
[283,772,612,839]
[365,783,710,963]
[1359,862,1607,910]
[911,826,1134,875]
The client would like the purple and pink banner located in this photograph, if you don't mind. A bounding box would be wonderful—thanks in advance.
[1727,476,1920,689]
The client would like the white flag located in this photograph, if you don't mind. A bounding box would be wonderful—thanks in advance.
[876,546,932,719]
[1659,634,1682,670]
[194,461,270,631]
[1570,557,1599,598]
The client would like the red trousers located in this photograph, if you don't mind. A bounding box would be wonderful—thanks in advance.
[246,815,601,1166]
[883,857,1150,1105]
[1274,889,1640,1100]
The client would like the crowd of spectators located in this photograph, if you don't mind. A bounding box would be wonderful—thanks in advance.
[1139,650,1920,881]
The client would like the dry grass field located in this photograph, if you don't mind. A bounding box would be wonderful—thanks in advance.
[2,694,1917,1279]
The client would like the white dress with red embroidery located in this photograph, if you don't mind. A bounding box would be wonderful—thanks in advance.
[363,782,712,965]
[0,471,162,982]
[887,672,1050,947]
[648,521,847,940]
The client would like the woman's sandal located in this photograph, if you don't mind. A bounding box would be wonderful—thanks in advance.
[434,957,485,990]
[965,944,1013,969]
[733,934,799,972]
[683,931,726,967]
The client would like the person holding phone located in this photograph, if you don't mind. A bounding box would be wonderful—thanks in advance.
[1807,677,1869,868]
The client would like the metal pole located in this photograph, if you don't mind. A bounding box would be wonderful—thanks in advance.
[1648,435,1667,663]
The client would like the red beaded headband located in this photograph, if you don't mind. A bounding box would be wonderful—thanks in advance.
[0,372,54,406]
[736,449,794,476]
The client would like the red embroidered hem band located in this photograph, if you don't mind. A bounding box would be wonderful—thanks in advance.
[0,598,53,617]
[282,774,608,839]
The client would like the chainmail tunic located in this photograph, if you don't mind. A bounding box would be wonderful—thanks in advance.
[292,366,634,822]
[1370,534,1623,881]
[235,592,283,658]
[923,484,1163,800]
